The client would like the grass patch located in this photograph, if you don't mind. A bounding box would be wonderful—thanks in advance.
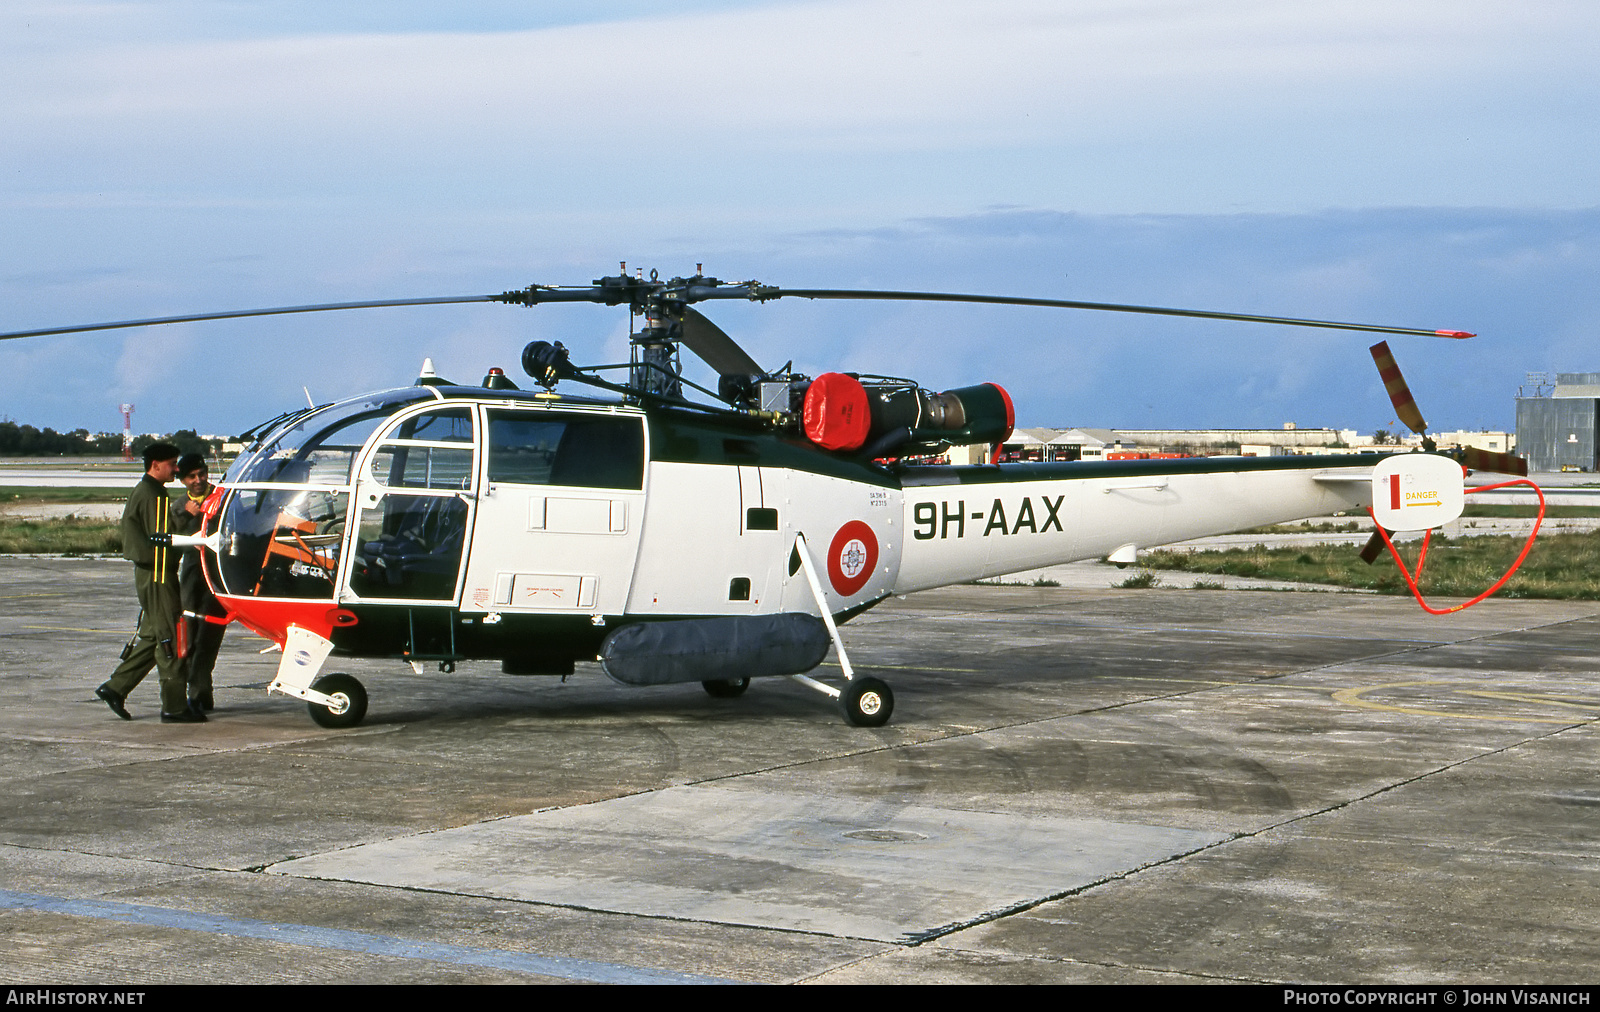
[1226,505,1598,537]
[1460,504,1600,519]
[1145,528,1600,599]
[1115,569,1161,589]
[0,517,121,555]
[0,486,126,505]
[1228,505,1600,537]
[974,576,1062,587]
[1231,519,1369,535]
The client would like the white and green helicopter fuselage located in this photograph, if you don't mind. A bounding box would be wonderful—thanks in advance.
[188,383,1441,728]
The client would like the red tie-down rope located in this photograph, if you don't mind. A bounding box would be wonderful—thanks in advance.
[1367,478,1545,615]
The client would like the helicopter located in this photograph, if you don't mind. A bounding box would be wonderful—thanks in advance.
[1,266,1537,728]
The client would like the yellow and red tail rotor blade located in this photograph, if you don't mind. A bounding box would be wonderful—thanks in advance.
[1461,447,1529,477]
[1369,341,1427,436]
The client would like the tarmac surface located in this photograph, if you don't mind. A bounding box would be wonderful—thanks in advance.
[3,556,1599,984]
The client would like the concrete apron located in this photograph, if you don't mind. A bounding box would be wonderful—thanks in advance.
[269,784,1224,943]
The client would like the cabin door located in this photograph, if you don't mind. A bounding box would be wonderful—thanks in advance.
[457,407,647,619]
[339,404,478,660]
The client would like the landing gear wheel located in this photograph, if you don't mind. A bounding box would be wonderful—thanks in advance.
[702,677,750,698]
[840,677,893,727]
[307,673,368,729]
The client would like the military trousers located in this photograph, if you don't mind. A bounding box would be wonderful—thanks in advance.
[179,558,226,700]
[107,564,187,714]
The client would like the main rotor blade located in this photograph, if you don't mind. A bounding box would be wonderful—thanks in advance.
[1369,341,1428,435]
[746,288,1475,340]
[0,295,499,341]
[679,307,765,377]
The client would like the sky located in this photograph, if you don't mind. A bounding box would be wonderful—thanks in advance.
[1,1,1596,437]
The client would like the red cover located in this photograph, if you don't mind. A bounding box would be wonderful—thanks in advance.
[988,382,1015,441]
[803,373,870,451]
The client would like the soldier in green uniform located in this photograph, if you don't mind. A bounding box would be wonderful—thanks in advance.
[96,442,206,723]
[174,452,226,711]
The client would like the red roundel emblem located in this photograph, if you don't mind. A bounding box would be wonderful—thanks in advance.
[827,521,879,597]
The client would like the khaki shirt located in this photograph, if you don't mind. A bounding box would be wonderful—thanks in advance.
[120,474,177,581]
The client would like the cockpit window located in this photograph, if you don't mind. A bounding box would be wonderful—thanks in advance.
[225,388,434,486]
[215,488,348,599]
[486,412,644,490]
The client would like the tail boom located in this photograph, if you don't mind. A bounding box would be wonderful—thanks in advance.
[893,455,1386,593]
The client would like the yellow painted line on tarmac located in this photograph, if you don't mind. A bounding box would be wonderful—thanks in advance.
[817,663,1239,685]
[17,625,126,635]
[1115,675,1244,687]
[1332,680,1597,724]
[816,662,1241,683]
[1457,689,1600,713]
[819,661,983,673]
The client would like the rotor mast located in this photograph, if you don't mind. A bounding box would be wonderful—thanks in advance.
[624,264,683,400]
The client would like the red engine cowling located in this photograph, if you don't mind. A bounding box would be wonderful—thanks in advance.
[801,373,1014,454]
[802,373,872,450]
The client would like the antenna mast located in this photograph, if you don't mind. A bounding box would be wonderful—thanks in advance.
[119,403,134,461]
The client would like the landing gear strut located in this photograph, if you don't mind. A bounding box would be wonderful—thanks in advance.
[788,533,896,728]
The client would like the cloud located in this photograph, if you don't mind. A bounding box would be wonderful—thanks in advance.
[6,2,1582,132]
[111,324,201,400]
[3,1,1597,217]
[5,205,1598,435]
[2,6,1596,436]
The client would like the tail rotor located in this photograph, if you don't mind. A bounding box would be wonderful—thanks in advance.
[1359,341,1527,564]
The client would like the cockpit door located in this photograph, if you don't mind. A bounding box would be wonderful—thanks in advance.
[457,406,647,618]
[340,405,477,606]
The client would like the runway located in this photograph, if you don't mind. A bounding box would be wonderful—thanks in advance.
[2,556,1597,983]
[0,462,144,489]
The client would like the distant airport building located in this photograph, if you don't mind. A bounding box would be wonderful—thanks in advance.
[1108,426,1353,452]
[1516,373,1600,472]
[988,424,1512,465]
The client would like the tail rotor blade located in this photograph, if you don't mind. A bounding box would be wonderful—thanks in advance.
[1461,447,1529,477]
[1359,529,1391,565]
[680,306,765,377]
[1369,341,1428,436]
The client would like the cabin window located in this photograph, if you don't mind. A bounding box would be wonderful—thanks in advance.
[486,412,644,490]
[368,408,477,491]
[380,407,474,443]
[368,446,475,490]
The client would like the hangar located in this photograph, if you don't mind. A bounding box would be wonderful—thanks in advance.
[1516,372,1600,472]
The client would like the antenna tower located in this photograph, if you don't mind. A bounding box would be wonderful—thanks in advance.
[119,404,134,461]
